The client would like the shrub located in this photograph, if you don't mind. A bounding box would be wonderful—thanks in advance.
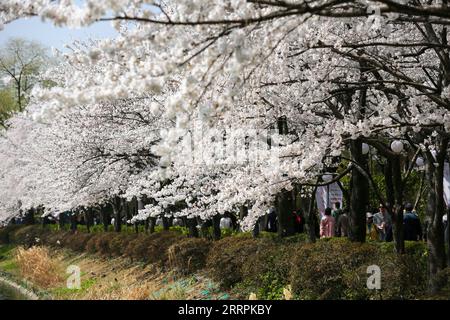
[109,234,137,256]
[86,235,99,254]
[15,246,63,288]
[66,233,95,252]
[167,237,211,275]
[124,235,150,261]
[145,231,184,266]
[9,225,46,247]
[0,225,21,244]
[206,237,268,288]
[240,241,294,299]
[93,233,118,256]
[289,238,428,300]
[290,238,381,299]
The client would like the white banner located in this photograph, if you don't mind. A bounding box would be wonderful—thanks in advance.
[444,162,450,206]
[316,182,343,216]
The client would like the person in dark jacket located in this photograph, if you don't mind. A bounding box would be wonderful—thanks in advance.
[403,203,422,241]
[266,207,278,233]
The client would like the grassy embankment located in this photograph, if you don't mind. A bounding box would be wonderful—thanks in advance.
[1,224,450,300]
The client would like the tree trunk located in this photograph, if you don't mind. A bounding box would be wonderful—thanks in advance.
[112,197,122,232]
[101,204,111,232]
[162,216,170,231]
[70,213,77,232]
[148,217,156,234]
[187,218,199,237]
[391,156,405,254]
[349,139,369,242]
[276,189,295,237]
[86,207,94,233]
[212,214,221,240]
[252,219,260,238]
[425,142,448,293]
[447,206,450,266]
[59,212,65,230]
[23,208,35,225]
[306,187,318,242]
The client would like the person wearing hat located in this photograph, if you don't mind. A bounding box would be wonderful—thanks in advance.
[403,203,422,241]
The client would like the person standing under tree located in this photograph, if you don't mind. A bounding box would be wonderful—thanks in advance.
[320,208,335,238]
[373,205,386,241]
[332,202,343,236]
[337,208,350,238]
[403,203,422,241]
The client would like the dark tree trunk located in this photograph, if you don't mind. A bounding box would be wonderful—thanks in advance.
[122,199,129,229]
[447,207,450,266]
[239,205,248,220]
[252,218,260,238]
[425,141,448,293]
[306,187,318,242]
[187,218,199,238]
[349,139,369,242]
[59,212,65,230]
[384,157,405,252]
[112,197,122,232]
[101,204,111,232]
[276,189,295,237]
[148,217,156,234]
[391,156,405,254]
[162,216,170,231]
[23,208,35,225]
[86,207,94,233]
[70,213,77,232]
[212,214,221,240]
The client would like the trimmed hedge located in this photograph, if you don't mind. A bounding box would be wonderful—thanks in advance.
[168,237,211,274]
[0,225,436,299]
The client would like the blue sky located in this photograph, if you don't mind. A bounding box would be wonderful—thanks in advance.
[0,17,118,51]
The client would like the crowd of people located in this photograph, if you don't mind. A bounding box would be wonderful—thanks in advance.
[318,201,450,242]
[256,200,449,242]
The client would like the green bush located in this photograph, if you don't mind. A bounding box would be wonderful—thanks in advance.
[289,238,428,300]
[240,242,294,299]
[8,225,46,247]
[206,237,268,288]
[290,239,381,299]
[0,225,21,244]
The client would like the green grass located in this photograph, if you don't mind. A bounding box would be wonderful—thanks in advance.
[0,244,19,274]
[51,277,97,298]
[0,244,15,258]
